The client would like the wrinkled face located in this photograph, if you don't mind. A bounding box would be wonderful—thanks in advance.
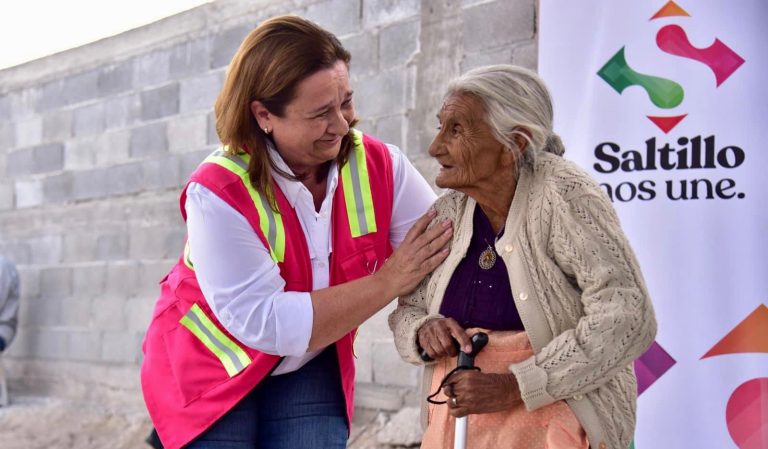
[428,93,507,191]
[255,60,355,173]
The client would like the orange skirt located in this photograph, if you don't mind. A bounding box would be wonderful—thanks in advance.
[420,330,589,449]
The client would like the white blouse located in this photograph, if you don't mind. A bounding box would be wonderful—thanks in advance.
[185,143,436,375]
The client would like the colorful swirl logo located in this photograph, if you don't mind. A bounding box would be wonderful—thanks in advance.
[631,304,768,449]
[634,304,768,449]
[702,304,768,449]
[597,1,745,133]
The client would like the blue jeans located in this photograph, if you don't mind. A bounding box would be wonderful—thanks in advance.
[186,347,348,449]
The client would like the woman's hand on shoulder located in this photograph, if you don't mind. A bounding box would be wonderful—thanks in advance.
[376,209,452,298]
[417,317,472,359]
[444,372,522,417]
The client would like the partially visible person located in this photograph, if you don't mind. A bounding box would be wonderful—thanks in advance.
[141,15,449,449]
[0,256,19,354]
[389,65,656,449]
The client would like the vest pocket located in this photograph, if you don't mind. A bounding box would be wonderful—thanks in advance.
[161,303,252,405]
[337,242,387,282]
[162,323,229,405]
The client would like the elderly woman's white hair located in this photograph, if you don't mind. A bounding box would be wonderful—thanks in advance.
[445,64,565,171]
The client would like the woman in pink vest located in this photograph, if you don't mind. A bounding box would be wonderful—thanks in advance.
[141,16,450,449]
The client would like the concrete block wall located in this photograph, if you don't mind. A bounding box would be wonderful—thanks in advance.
[0,0,537,411]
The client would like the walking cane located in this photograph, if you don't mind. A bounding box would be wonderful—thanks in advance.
[453,332,488,449]
[420,332,489,449]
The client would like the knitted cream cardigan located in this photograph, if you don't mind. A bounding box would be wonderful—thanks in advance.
[388,152,657,449]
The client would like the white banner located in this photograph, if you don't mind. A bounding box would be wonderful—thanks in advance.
[539,1,767,448]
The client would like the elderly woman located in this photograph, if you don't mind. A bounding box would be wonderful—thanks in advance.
[389,65,657,449]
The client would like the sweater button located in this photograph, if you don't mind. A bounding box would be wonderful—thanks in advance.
[573,394,583,400]
[598,442,606,449]
[504,244,513,253]
[519,292,528,301]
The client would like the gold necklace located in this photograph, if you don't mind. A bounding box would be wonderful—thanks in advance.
[478,227,505,270]
[478,242,497,270]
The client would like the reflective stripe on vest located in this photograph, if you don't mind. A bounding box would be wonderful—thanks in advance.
[183,241,194,270]
[179,303,252,377]
[203,149,286,263]
[340,129,377,237]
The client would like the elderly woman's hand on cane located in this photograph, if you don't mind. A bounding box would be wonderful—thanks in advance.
[444,371,523,418]
[417,318,473,360]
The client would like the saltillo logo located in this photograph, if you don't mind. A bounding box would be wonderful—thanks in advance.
[597,1,745,134]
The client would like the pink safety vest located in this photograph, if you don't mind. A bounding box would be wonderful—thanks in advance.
[141,130,394,449]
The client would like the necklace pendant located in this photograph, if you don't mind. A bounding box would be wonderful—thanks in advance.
[478,245,496,270]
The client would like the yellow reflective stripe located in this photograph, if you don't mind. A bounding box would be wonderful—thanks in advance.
[341,161,362,237]
[274,214,286,262]
[352,328,359,359]
[180,304,251,377]
[235,152,285,263]
[341,130,377,237]
[340,156,361,237]
[203,150,248,176]
[180,315,238,376]
[353,132,377,232]
[252,187,286,263]
[183,241,194,270]
[203,148,285,262]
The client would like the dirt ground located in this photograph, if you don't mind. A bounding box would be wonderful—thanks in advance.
[0,395,413,449]
[0,396,152,449]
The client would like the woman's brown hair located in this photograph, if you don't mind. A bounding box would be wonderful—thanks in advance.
[215,16,353,204]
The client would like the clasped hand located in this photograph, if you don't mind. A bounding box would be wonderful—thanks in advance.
[418,318,523,417]
[443,370,522,417]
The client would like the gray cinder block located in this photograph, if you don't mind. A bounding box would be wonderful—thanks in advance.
[364,0,420,27]
[14,117,43,148]
[7,142,64,176]
[462,0,534,53]
[105,94,141,130]
[72,103,106,138]
[140,83,180,121]
[380,20,419,67]
[99,59,135,96]
[170,37,211,78]
[305,0,362,36]
[180,71,223,113]
[210,25,252,69]
[130,122,168,159]
[42,109,73,143]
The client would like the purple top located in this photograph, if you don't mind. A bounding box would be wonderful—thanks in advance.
[439,206,524,331]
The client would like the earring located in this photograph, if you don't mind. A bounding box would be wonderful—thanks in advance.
[264,127,270,134]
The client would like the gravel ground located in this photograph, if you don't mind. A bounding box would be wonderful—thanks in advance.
[0,396,417,449]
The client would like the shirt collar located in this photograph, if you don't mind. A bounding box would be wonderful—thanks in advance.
[267,140,339,209]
